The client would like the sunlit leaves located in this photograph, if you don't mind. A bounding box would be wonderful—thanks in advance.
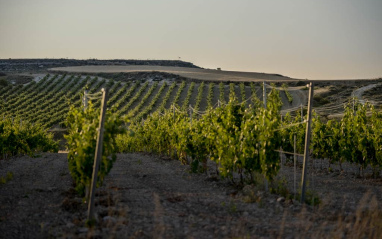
[65,102,125,196]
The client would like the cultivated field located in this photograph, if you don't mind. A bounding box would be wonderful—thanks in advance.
[50,65,300,82]
[0,73,307,129]
[2,71,380,127]
[1,69,382,238]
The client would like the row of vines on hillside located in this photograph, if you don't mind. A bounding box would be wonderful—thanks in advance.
[119,81,149,115]
[0,116,58,159]
[181,82,195,110]
[282,83,293,103]
[192,82,205,118]
[117,86,283,183]
[1,75,108,128]
[3,74,381,178]
[127,82,159,118]
[207,83,215,108]
[117,85,382,185]
[280,99,382,175]
[136,81,168,121]
[157,81,177,113]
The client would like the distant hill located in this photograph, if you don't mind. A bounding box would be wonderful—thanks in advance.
[0,59,200,73]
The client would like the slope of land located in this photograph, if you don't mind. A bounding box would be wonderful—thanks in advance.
[0,59,200,73]
[0,74,307,130]
[2,72,381,130]
[49,65,299,82]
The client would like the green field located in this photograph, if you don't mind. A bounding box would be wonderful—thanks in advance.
[0,74,301,128]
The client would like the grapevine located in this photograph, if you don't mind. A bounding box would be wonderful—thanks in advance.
[65,101,125,196]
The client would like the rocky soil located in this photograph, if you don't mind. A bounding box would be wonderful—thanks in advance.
[1,153,381,238]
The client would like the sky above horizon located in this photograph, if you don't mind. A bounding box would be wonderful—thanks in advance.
[1,0,381,80]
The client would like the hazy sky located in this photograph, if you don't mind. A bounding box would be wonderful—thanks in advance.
[1,0,381,79]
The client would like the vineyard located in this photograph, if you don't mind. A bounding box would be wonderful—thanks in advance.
[2,74,382,176]
[0,74,301,129]
[1,73,382,238]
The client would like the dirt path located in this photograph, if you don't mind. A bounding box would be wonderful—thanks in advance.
[326,83,381,118]
[0,153,381,238]
[352,83,382,104]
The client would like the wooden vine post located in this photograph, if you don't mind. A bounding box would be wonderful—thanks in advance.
[83,90,90,200]
[189,105,192,127]
[173,104,175,122]
[263,81,268,192]
[263,81,267,107]
[88,88,108,221]
[83,90,88,111]
[301,82,314,203]
[294,134,297,198]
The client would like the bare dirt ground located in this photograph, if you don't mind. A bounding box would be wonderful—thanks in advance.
[364,84,382,105]
[49,66,300,82]
[0,153,381,239]
[352,83,382,105]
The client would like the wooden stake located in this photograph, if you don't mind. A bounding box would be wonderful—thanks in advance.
[88,88,108,221]
[263,81,268,192]
[263,81,267,107]
[173,104,175,122]
[312,149,315,207]
[294,134,297,199]
[301,82,314,203]
[84,90,88,110]
[83,89,90,199]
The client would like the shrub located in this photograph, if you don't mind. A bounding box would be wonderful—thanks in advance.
[65,102,125,197]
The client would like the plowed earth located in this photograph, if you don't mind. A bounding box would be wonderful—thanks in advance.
[50,66,299,82]
[0,153,381,238]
